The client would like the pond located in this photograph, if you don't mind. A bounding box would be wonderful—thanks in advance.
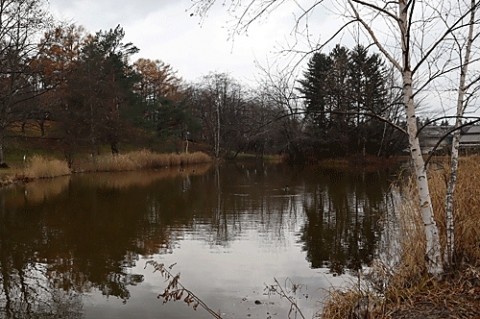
[0,162,397,319]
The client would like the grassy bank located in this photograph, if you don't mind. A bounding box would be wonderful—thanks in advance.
[79,150,212,173]
[320,156,480,319]
[0,150,212,186]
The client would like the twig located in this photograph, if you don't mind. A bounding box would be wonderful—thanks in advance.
[145,260,223,319]
[265,277,307,319]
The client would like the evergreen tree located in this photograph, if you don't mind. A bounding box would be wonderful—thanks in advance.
[298,52,332,131]
[66,25,139,155]
[299,44,400,157]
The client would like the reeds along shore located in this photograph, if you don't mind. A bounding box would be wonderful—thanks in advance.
[320,156,480,319]
[85,150,212,172]
[21,150,212,179]
[25,155,71,179]
[430,156,480,263]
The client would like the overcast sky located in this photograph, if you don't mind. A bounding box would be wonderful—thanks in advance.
[47,0,331,85]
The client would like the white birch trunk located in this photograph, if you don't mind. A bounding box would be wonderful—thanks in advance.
[446,129,460,265]
[445,0,477,267]
[403,71,443,274]
[399,0,443,274]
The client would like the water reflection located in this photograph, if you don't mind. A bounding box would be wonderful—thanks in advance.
[300,169,393,274]
[0,162,396,318]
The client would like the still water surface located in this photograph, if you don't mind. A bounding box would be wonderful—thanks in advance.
[0,162,396,318]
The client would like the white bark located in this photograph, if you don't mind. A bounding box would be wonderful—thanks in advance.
[403,71,443,274]
[445,0,477,266]
[398,0,443,274]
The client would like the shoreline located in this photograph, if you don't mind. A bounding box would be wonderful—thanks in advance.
[0,150,213,189]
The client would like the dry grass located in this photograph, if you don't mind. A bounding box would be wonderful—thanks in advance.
[320,156,480,319]
[429,156,480,264]
[320,289,384,319]
[0,174,15,187]
[24,155,71,179]
[83,150,212,173]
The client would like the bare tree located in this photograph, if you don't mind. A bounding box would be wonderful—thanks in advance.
[0,0,52,165]
[191,0,480,274]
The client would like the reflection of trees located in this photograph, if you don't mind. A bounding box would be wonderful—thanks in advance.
[0,189,84,319]
[0,163,395,317]
[0,169,202,318]
[300,169,394,274]
[189,162,304,247]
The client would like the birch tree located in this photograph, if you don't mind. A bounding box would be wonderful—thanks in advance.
[444,0,479,266]
[191,0,480,274]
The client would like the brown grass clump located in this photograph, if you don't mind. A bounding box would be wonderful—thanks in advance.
[320,289,384,319]
[453,157,480,263]
[0,174,15,187]
[429,156,480,264]
[320,156,480,319]
[24,155,71,179]
[88,150,212,172]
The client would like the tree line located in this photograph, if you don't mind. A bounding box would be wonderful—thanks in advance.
[0,0,409,168]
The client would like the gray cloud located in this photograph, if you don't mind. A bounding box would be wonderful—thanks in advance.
[46,1,333,84]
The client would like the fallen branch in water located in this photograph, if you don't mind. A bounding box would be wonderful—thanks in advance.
[265,277,306,319]
[145,260,223,319]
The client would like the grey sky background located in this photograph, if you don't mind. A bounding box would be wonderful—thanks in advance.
[47,0,332,85]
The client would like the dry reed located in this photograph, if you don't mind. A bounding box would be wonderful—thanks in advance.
[24,155,71,179]
[320,289,384,319]
[429,156,480,264]
[320,156,480,318]
[89,150,212,172]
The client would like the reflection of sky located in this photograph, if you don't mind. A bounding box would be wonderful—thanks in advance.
[83,196,352,319]
[85,232,351,319]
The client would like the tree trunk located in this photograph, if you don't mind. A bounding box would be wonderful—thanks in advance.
[445,0,476,267]
[214,94,221,158]
[0,129,5,166]
[399,0,443,274]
